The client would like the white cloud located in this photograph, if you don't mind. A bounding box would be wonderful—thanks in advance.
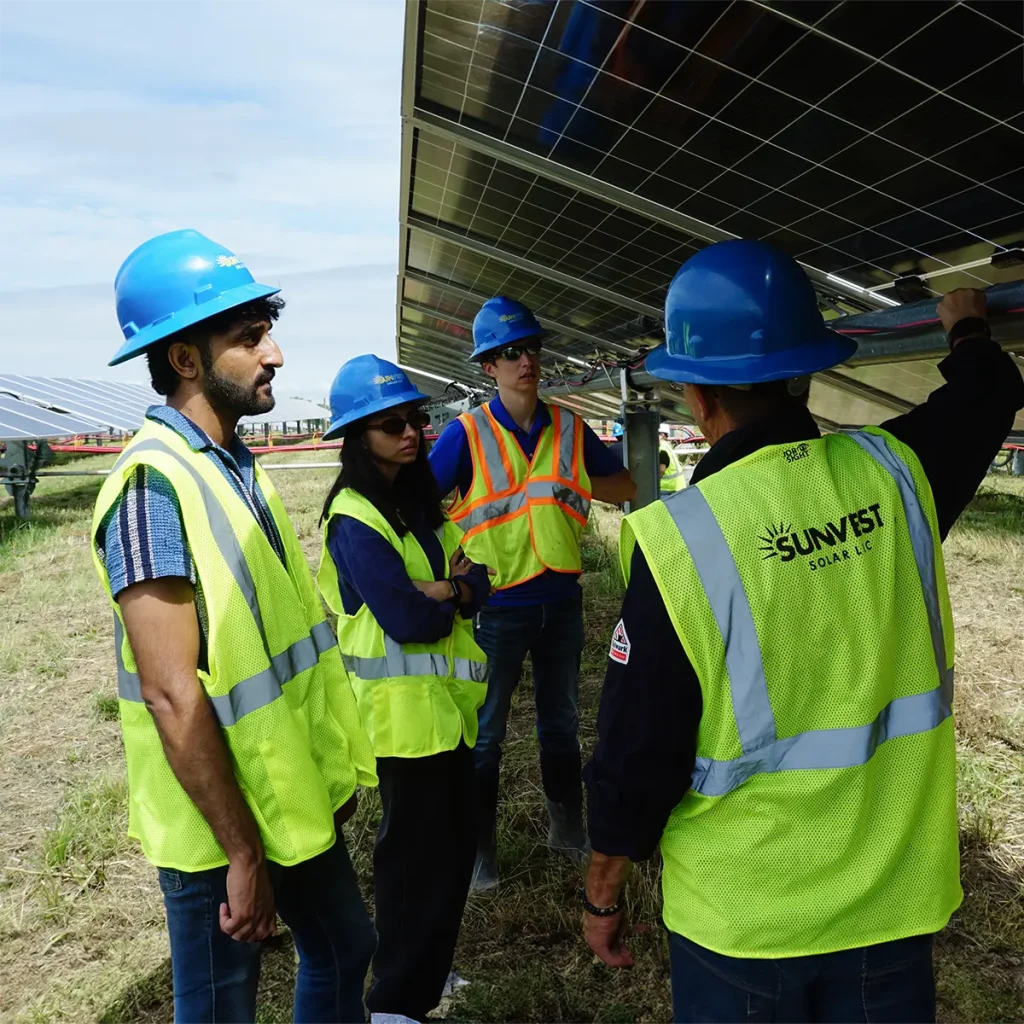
[0,264,400,401]
[0,0,405,309]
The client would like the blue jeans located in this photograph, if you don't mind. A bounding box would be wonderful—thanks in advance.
[473,591,584,777]
[158,832,375,1024]
[669,931,936,1024]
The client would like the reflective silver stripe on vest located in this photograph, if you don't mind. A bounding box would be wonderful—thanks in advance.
[554,483,590,518]
[468,407,510,492]
[343,633,487,683]
[557,407,575,479]
[109,438,338,727]
[458,489,527,532]
[691,669,953,797]
[114,615,142,703]
[666,487,777,754]
[664,432,952,798]
[849,431,947,683]
[468,405,582,504]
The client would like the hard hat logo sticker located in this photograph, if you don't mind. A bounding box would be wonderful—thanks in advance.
[371,374,399,385]
[215,255,245,269]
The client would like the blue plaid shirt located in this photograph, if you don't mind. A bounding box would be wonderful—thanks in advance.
[97,406,285,668]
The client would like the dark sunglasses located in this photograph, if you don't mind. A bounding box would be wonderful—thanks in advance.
[367,409,430,436]
[494,342,542,362]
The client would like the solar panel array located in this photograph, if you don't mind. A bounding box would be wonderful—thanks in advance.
[396,0,1024,432]
[0,395,104,441]
[0,375,153,434]
[0,377,328,442]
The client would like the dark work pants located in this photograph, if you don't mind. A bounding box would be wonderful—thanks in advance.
[669,931,936,1024]
[366,742,477,1020]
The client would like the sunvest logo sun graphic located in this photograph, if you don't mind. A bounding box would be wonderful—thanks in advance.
[759,503,885,571]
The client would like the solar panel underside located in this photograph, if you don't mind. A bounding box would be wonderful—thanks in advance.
[397,0,1024,432]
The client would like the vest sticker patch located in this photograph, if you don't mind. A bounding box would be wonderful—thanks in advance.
[609,619,631,664]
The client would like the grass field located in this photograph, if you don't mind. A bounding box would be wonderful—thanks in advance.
[1,453,1022,1023]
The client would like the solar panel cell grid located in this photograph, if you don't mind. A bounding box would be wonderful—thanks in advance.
[401,0,1024,426]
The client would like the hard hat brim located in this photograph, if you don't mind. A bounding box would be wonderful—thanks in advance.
[644,331,858,386]
[468,327,547,362]
[322,388,431,441]
[108,281,281,366]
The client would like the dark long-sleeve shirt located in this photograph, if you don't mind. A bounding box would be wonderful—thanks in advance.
[585,331,1024,861]
[327,514,489,646]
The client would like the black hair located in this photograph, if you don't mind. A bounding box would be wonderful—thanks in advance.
[706,378,810,425]
[320,414,445,537]
[145,295,286,396]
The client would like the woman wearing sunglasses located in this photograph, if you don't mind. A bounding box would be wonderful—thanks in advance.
[317,354,490,1024]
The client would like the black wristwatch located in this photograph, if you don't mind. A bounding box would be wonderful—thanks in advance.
[580,888,622,917]
[446,578,461,603]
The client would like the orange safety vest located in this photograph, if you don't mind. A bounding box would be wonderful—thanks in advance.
[449,401,591,590]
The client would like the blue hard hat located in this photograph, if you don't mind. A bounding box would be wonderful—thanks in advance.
[110,229,280,366]
[323,354,429,441]
[645,240,857,385]
[469,296,546,361]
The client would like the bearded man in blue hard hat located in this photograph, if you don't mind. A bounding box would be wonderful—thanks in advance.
[316,354,492,1023]
[89,230,378,1024]
[581,239,1024,1023]
[429,296,636,891]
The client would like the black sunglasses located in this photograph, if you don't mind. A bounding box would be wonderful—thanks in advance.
[367,409,430,436]
[494,342,542,362]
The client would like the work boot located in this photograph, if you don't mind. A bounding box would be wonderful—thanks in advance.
[471,764,499,893]
[545,796,589,862]
[540,749,589,861]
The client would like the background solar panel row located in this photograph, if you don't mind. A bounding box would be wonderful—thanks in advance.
[0,376,152,432]
[0,395,104,441]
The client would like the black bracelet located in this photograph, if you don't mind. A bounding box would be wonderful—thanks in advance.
[580,888,622,917]
[448,578,461,602]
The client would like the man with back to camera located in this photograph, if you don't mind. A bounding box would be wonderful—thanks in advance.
[90,229,378,1024]
[581,239,1024,1023]
[429,296,636,890]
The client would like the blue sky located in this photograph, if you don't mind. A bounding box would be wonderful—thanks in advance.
[0,0,405,398]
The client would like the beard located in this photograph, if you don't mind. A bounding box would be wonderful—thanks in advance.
[200,352,276,418]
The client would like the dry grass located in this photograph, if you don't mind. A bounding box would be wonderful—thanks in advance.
[0,460,1021,1023]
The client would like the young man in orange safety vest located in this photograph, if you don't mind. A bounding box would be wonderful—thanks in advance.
[429,296,636,891]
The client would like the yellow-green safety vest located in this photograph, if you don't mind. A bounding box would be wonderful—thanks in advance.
[660,439,685,492]
[621,427,961,958]
[449,401,591,590]
[318,488,488,758]
[91,419,377,872]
